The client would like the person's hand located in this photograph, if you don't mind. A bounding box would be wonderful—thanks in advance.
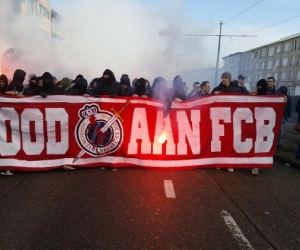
[5,91,16,96]
[83,94,90,97]
[174,98,182,102]
[214,91,221,95]
[284,95,287,102]
[141,95,148,98]
[250,90,257,95]
[132,94,138,97]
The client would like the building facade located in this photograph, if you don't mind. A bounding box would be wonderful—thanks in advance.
[222,33,300,95]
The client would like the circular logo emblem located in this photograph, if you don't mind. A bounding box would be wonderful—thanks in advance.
[75,104,123,157]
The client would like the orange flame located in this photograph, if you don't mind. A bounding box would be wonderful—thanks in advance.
[159,131,167,144]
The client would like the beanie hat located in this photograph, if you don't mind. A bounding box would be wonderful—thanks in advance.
[238,74,245,80]
[221,71,232,80]
[61,77,71,90]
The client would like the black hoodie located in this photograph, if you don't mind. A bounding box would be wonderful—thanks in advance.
[6,69,26,93]
[120,74,135,96]
[0,74,9,94]
[95,69,122,97]
[163,75,187,118]
[24,76,39,96]
[41,72,64,95]
[256,79,267,95]
[279,86,291,120]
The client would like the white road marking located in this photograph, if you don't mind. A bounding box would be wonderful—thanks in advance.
[164,180,176,199]
[221,210,254,250]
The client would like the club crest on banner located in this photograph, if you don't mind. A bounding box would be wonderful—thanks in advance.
[74,101,130,162]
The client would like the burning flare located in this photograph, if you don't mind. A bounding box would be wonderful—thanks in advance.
[159,131,167,144]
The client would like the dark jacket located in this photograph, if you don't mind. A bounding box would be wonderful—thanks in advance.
[6,69,26,94]
[24,76,39,96]
[211,82,240,94]
[95,69,122,97]
[73,78,87,95]
[41,72,64,96]
[163,75,186,118]
[296,98,300,122]
[267,86,280,95]
[239,86,250,94]
[279,86,291,120]
[0,74,9,94]
[63,88,78,95]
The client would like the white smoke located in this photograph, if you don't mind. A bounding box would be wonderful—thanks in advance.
[0,0,209,86]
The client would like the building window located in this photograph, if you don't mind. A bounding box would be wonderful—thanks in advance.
[297,55,300,65]
[275,45,281,53]
[261,49,266,57]
[283,43,290,53]
[297,71,300,80]
[39,4,50,19]
[274,59,280,67]
[267,61,273,70]
[259,74,263,80]
[292,41,297,51]
[250,53,254,60]
[289,71,293,80]
[255,63,259,70]
[274,73,278,81]
[260,62,265,70]
[255,51,259,58]
[291,56,295,66]
[268,47,274,57]
[249,65,253,71]
[282,58,288,67]
[267,73,272,78]
[248,76,252,82]
[281,72,287,80]
[235,56,239,62]
[254,75,258,82]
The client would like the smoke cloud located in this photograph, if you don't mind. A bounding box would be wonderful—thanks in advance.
[0,0,209,86]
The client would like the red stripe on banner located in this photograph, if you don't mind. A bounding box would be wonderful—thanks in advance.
[29,121,36,142]
[5,120,12,143]
[55,121,61,142]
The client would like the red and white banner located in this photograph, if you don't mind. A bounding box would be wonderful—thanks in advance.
[0,94,285,171]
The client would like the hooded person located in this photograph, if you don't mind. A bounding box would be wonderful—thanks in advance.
[41,72,64,96]
[24,75,39,95]
[120,74,135,96]
[211,71,240,94]
[256,79,267,95]
[6,69,26,96]
[163,75,186,118]
[151,77,167,101]
[95,69,122,97]
[133,78,149,97]
[0,74,9,95]
[73,77,88,95]
[61,77,78,95]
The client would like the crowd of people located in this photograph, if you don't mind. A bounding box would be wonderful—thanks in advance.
[0,68,292,176]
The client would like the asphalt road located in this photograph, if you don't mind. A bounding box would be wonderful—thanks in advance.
[1,160,300,250]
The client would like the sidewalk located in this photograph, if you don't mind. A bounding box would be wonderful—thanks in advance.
[274,138,300,168]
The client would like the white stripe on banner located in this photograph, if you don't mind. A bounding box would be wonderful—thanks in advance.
[164,180,176,199]
[221,210,254,250]
[0,95,285,108]
[0,157,273,168]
